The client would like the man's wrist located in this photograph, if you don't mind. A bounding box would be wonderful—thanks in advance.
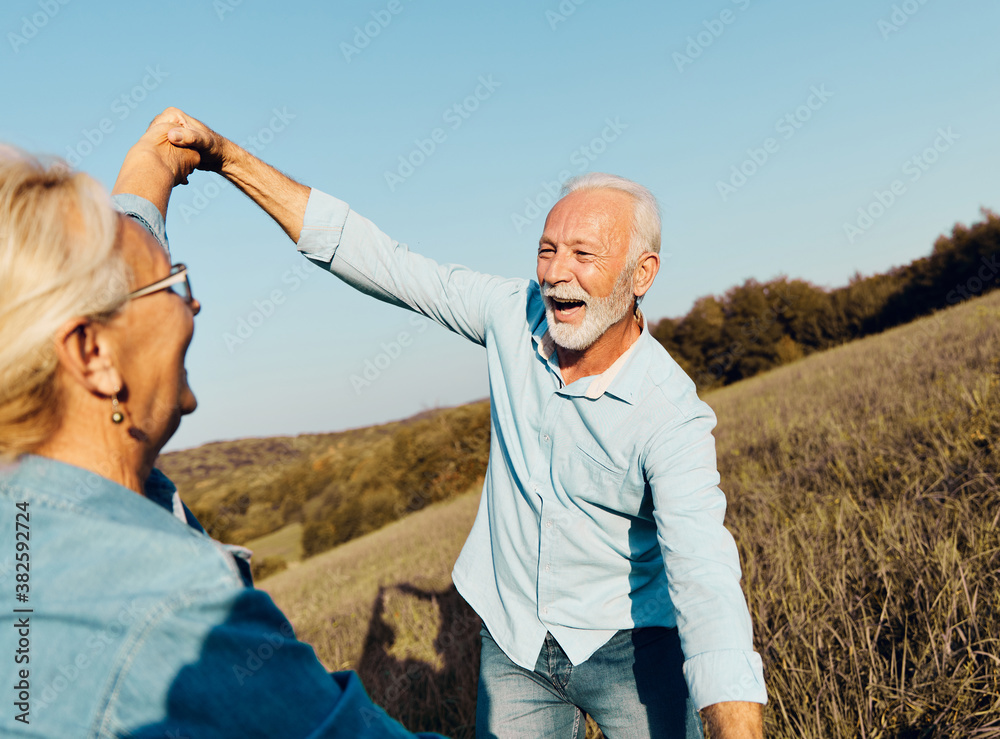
[217,136,251,181]
[701,700,763,739]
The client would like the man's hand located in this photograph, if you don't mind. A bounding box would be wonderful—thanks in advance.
[112,111,202,218]
[161,107,230,174]
[160,107,310,242]
[701,700,763,739]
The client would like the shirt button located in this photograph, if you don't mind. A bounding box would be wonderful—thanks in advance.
[544,564,551,572]
[545,520,553,529]
[542,607,549,615]
[543,434,550,442]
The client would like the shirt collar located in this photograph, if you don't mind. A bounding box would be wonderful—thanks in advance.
[532,308,650,404]
[583,324,642,400]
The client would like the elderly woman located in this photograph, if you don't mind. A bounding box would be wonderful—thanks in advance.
[0,118,442,739]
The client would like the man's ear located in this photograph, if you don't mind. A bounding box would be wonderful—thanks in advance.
[52,317,122,397]
[633,251,661,299]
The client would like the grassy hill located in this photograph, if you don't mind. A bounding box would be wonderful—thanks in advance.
[256,291,1000,738]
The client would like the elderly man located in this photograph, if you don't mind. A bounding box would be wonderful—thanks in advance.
[164,108,767,739]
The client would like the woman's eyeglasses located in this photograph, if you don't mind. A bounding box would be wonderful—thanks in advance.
[126,264,195,307]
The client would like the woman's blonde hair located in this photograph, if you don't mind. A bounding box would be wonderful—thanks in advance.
[0,148,130,458]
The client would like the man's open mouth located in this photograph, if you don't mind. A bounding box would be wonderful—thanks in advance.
[552,298,586,319]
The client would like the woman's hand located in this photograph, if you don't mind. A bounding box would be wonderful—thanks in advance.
[112,112,204,217]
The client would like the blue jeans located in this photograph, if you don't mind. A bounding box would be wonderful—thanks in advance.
[477,626,704,738]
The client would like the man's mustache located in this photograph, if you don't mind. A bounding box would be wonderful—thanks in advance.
[542,282,591,304]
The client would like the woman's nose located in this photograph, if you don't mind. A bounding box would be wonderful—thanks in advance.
[190,298,201,316]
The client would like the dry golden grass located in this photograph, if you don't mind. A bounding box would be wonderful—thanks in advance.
[261,292,1000,738]
[711,295,1000,738]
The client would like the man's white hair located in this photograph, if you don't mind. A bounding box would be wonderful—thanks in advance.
[560,172,662,264]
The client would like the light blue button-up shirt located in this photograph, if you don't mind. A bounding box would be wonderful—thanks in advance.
[297,189,767,709]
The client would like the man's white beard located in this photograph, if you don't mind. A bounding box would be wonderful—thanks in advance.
[542,267,635,352]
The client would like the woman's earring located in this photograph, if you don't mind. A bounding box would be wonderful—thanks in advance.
[111,388,124,424]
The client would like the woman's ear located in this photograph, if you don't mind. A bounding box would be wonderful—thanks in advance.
[52,317,123,397]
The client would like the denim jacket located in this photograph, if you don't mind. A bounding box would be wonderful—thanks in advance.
[0,455,443,738]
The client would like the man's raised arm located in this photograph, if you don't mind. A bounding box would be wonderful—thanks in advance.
[161,107,519,349]
[163,108,310,242]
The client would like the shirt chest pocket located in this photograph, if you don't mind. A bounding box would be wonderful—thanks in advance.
[560,444,652,518]
[567,444,629,502]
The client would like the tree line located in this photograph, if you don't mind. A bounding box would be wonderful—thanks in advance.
[652,208,1000,389]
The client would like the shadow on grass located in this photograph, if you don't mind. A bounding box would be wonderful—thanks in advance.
[357,583,482,739]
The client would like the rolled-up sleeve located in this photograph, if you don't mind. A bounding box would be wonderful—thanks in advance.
[296,188,522,347]
[112,193,169,257]
[643,409,767,709]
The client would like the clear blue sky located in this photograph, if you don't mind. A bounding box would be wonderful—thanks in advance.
[3,0,998,451]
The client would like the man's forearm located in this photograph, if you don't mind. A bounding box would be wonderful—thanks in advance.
[162,108,311,243]
[216,139,311,243]
[701,700,763,739]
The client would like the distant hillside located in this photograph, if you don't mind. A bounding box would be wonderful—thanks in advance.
[263,290,1000,739]
[157,401,490,569]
